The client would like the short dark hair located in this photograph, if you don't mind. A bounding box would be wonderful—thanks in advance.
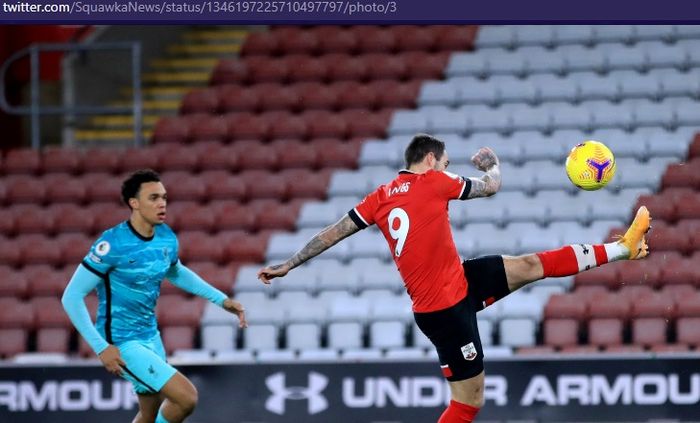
[404,134,445,168]
[121,169,161,208]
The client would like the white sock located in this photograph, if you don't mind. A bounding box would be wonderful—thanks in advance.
[604,242,629,261]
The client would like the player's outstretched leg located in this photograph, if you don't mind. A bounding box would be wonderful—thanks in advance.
[156,372,198,423]
[503,206,651,293]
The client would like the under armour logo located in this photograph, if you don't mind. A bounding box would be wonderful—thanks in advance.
[265,372,328,415]
[580,244,590,255]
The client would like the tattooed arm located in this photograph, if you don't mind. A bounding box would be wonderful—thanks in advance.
[467,147,502,199]
[257,215,360,284]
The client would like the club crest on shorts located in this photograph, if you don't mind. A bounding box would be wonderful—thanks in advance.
[461,342,477,361]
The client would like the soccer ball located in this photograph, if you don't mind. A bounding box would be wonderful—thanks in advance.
[565,140,616,191]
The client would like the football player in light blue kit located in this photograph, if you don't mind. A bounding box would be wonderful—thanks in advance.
[62,169,248,423]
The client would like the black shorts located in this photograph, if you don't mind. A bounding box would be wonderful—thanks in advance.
[413,255,510,382]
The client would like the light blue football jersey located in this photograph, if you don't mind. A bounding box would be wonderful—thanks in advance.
[82,221,179,345]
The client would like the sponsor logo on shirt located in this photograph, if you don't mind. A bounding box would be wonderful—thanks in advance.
[388,182,411,196]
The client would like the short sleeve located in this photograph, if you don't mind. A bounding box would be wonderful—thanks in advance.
[432,170,471,201]
[82,234,120,277]
[348,189,381,230]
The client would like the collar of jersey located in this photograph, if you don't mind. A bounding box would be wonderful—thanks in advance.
[126,220,155,242]
[398,169,419,174]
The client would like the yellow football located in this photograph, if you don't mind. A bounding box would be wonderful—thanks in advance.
[565,140,616,191]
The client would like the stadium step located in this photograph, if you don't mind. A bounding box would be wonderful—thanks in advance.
[181,29,248,42]
[74,129,152,143]
[142,71,211,84]
[88,115,161,129]
[119,86,190,100]
[108,99,180,112]
[166,43,242,55]
[149,58,220,70]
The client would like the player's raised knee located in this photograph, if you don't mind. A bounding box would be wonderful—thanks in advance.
[180,385,198,415]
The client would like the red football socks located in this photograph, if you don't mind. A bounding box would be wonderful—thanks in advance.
[438,400,480,422]
[536,243,625,278]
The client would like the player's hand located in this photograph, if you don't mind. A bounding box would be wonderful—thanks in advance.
[257,263,290,284]
[471,147,499,172]
[98,345,125,376]
[222,298,248,328]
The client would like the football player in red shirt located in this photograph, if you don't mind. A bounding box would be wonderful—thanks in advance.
[258,134,651,422]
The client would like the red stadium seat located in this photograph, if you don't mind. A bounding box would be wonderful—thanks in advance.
[365,54,408,80]
[544,319,579,348]
[392,26,438,52]
[209,59,250,85]
[246,57,290,84]
[325,54,369,82]
[315,27,358,55]
[234,141,279,171]
[675,195,700,221]
[278,30,320,55]
[211,201,257,232]
[662,161,700,189]
[257,83,303,112]
[226,113,270,141]
[516,346,555,355]
[341,108,391,139]
[313,138,360,169]
[36,327,70,354]
[631,293,676,319]
[161,326,196,355]
[617,285,654,303]
[218,85,260,113]
[152,116,191,145]
[256,202,299,231]
[661,259,700,287]
[241,31,279,56]
[201,170,246,201]
[0,208,15,237]
[90,203,128,232]
[646,225,692,254]
[336,81,379,110]
[83,173,122,205]
[0,329,29,358]
[42,148,83,175]
[44,175,87,205]
[19,234,62,266]
[175,203,216,232]
[188,115,229,144]
[287,56,328,83]
[588,293,630,320]
[352,27,397,53]
[572,285,608,303]
[224,232,269,263]
[560,346,600,355]
[282,168,331,200]
[240,170,288,200]
[157,296,203,327]
[0,235,22,266]
[159,146,201,173]
[434,25,477,51]
[676,292,700,317]
[588,318,623,347]
[121,148,161,172]
[660,284,696,302]
[573,264,619,290]
[403,50,451,80]
[632,317,668,347]
[616,259,662,288]
[13,204,54,235]
[304,111,349,139]
[6,175,47,204]
[689,133,700,159]
[677,218,700,236]
[268,113,309,140]
[297,82,339,111]
[55,232,92,266]
[676,317,700,347]
[166,175,208,204]
[81,148,123,174]
[180,88,220,115]
[26,265,71,297]
[187,261,237,294]
[0,180,5,206]
[32,296,71,327]
[178,231,225,263]
[4,149,41,175]
[0,299,34,331]
[371,79,422,108]
[0,268,29,299]
[634,194,676,224]
[544,294,587,320]
[272,139,320,170]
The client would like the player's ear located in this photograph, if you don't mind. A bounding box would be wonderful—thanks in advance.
[128,197,139,210]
